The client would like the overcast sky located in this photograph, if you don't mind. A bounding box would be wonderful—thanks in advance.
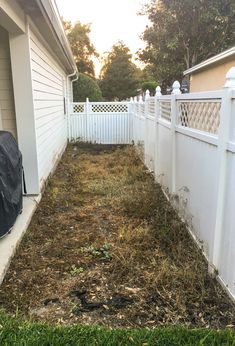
[56,0,149,75]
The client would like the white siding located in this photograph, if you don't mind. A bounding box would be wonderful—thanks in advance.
[0,26,17,138]
[29,28,69,188]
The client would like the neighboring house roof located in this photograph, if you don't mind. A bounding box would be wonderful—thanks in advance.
[18,0,77,76]
[184,46,235,76]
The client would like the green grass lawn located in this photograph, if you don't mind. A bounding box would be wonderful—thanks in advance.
[0,311,234,346]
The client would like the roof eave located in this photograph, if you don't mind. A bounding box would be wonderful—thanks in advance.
[18,0,77,76]
[184,46,235,76]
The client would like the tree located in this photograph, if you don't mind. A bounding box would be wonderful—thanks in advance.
[139,0,235,87]
[99,42,141,101]
[141,81,158,95]
[73,74,103,102]
[63,20,98,77]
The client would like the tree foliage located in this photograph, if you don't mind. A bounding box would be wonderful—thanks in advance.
[141,81,158,95]
[73,74,103,102]
[99,42,140,101]
[64,20,98,77]
[139,0,235,86]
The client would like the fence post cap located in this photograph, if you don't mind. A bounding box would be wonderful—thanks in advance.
[172,81,181,94]
[139,95,143,102]
[145,89,150,99]
[155,86,162,96]
[130,97,133,102]
[134,96,137,102]
[86,97,89,102]
[224,67,235,88]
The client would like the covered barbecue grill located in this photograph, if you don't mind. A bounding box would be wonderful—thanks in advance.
[0,131,23,238]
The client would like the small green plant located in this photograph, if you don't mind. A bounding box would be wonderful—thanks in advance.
[70,265,84,276]
[80,243,112,260]
[69,301,79,314]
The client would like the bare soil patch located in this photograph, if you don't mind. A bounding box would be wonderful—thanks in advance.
[0,143,234,328]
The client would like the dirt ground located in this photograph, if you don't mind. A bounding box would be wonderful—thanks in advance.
[0,143,234,329]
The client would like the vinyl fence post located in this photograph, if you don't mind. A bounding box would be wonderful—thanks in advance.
[129,97,134,143]
[138,95,144,158]
[145,89,150,99]
[171,81,181,194]
[133,96,137,144]
[154,86,162,179]
[145,90,150,167]
[211,67,235,275]
[85,97,89,141]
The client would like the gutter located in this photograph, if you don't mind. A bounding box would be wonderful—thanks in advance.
[37,0,77,73]
[69,71,79,83]
[67,71,78,104]
[18,0,77,74]
[184,46,235,76]
[40,0,76,68]
[66,71,78,140]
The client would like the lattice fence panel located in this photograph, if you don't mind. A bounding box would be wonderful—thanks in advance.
[147,98,155,117]
[178,101,221,134]
[138,103,145,117]
[73,104,85,113]
[160,101,171,122]
[91,103,128,113]
[133,103,138,114]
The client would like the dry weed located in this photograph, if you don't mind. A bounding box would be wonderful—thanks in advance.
[0,143,234,329]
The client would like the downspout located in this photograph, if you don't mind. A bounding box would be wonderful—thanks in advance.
[67,70,78,141]
[0,104,3,130]
[67,70,78,101]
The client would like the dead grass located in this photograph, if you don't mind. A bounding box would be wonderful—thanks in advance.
[0,143,234,329]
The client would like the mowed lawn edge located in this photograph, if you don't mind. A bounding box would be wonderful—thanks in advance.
[0,311,235,346]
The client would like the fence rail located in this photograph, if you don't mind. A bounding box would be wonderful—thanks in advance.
[68,68,235,301]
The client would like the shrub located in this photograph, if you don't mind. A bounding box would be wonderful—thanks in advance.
[73,73,103,102]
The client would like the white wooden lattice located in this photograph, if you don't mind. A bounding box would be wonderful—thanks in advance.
[91,103,128,113]
[160,101,171,121]
[73,104,85,113]
[178,101,221,134]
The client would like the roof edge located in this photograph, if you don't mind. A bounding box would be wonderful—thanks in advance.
[18,0,77,76]
[184,46,235,76]
[37,0,77,75]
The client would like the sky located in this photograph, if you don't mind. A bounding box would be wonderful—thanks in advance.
[56,0,149,76]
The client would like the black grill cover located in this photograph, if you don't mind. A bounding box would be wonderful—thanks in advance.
[0,131,23,238]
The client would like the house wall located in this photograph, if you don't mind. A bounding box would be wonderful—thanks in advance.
[1,2,75,194]
[29,27,70,188]
[0,26,17,138]
[190,57,235,92]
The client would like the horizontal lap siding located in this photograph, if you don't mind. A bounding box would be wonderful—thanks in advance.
[29,29,68,187]
[0,27,17,138]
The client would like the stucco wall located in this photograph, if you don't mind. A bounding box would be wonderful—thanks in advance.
[190,57,235,92]
[0,26,17,138]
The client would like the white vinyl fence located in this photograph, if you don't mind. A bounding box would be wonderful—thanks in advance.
[133,76,235,302]
[69,68,235,301]
[69,101,132,144]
